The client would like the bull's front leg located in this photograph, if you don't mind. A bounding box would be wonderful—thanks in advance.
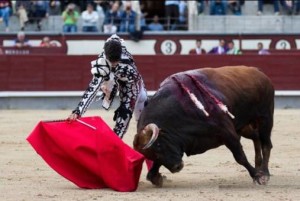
[146,162,163,187]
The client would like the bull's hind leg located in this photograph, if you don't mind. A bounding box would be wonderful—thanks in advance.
[258,116,273,179]
[223,124,267,184]
[253,138,263,169]
[238,124,263,169]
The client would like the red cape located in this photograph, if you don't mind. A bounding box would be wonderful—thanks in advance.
[27,116,144,192]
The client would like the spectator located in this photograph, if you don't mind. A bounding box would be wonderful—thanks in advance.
[94,0,106,31]
[257,42,270,55]
[148,15,164,31]
[197,0,205,14]
[228,0,242,15]
[128,0,142,31]
[103,2,121,33]
[28,0,49,31]
[295,0,300,15]
[226,41,242,54]
[165,0,180,30]
[189,39,206,55]
[139,2,148,31]
[209,39,227,54]
[13,31,31,48]
[94,0,110,15]
[210,0,227,15]
[60,1,80,12]
[81,3,99,32]
[15,0,30,31]
[48,0,61,15]
[62,3,79,33]
[178,0,188,30]
[40,36,57,47]
[281,0,300,15]
[0,0,12,32]
[119,1,137,33]
[257,0,280,15]
[77,0,95,13]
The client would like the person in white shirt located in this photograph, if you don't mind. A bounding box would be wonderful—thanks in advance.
[189,39,206,55]
[81,3,99,32]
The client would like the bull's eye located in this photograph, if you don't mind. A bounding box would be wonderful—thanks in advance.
[156,142,161,151]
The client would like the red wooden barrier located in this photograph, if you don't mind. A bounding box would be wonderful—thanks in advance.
[0,55,299,91]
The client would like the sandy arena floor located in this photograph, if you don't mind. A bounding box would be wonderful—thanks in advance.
[0,109,299,201]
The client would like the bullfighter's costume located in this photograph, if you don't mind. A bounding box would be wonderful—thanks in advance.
[72,35,147,138]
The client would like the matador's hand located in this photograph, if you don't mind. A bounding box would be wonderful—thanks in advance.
[67,113,79,122]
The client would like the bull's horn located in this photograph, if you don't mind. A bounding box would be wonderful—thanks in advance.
[142,123,159,149]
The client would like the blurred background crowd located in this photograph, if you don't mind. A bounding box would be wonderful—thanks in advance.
[0,0,299,34]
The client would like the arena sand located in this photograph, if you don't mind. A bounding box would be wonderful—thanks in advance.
[0,109,299,201]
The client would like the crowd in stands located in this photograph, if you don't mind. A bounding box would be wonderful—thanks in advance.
[0,0,300,34]
[189,39,269,55]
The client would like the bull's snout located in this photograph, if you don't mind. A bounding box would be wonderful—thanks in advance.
[170,161,184,173]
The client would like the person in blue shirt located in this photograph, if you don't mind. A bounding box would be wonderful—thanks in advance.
[210,0,227,15]
[148,15,164,31]
[119,1,136,33]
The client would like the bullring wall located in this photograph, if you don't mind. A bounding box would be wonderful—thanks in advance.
[0,55,299,91]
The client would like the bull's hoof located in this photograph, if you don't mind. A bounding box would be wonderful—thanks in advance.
[147,173,164,187]
[253,171,269,185]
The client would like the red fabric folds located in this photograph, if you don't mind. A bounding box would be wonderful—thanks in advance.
[26,116,144,192]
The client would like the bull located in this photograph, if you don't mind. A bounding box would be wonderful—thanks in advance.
[133,66,274,187]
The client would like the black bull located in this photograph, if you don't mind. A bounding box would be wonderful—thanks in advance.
[133,66,274,187]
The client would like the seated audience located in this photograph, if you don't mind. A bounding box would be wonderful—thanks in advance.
[81,3,99,32]
[40,36,57,47]
[257,42,270,55]
[14,31,31,48]
[210,0,227,15]
[209,39,227,54]
[148,15,164,31]
[62,3,79,33]
[189,39,206,55]
[226,41,242,54]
